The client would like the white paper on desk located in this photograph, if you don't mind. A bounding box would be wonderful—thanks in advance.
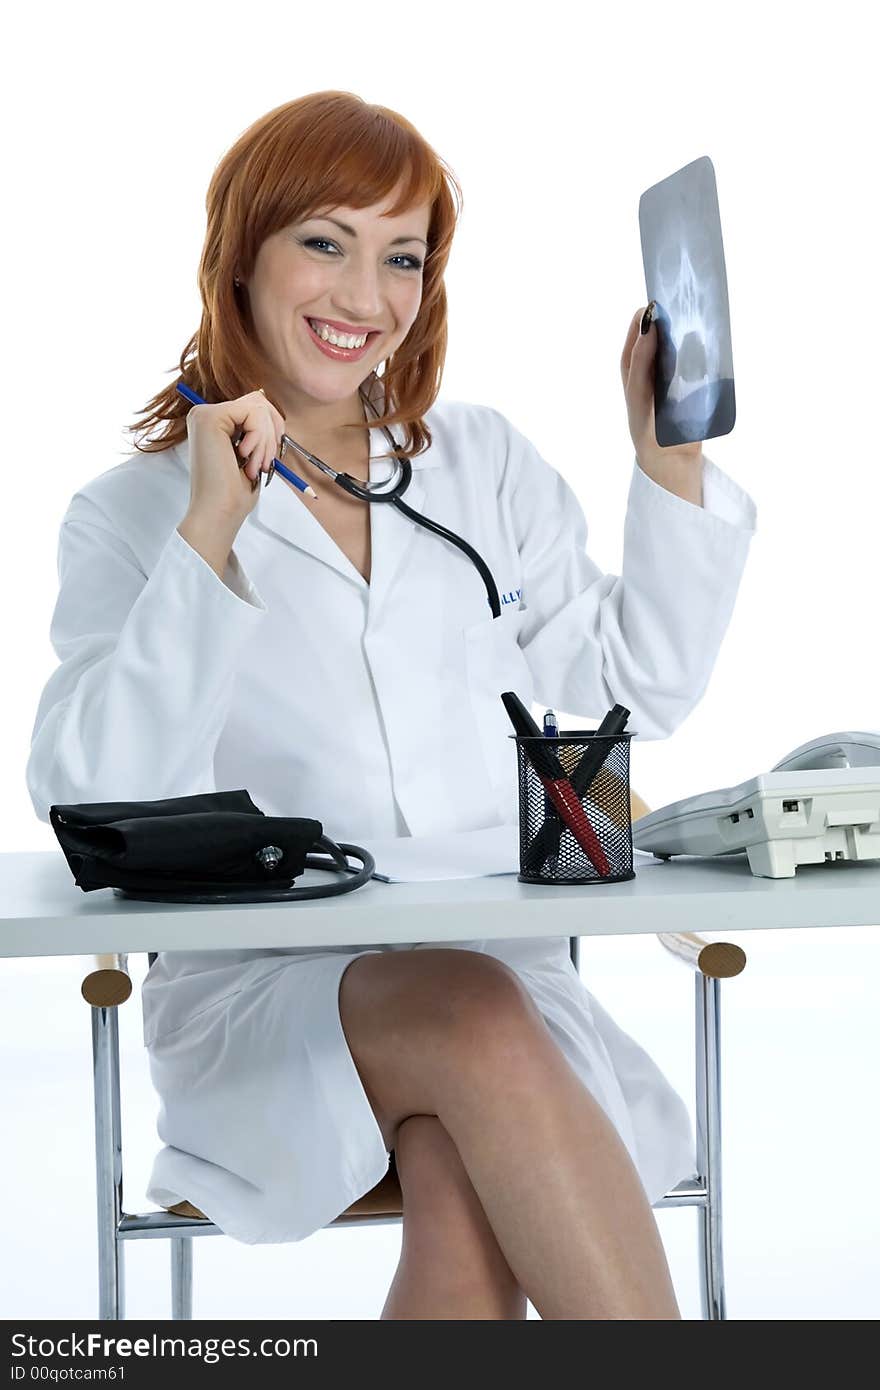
[360,825,521,882]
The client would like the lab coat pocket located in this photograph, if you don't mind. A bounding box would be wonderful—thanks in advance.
[463,606,533,823]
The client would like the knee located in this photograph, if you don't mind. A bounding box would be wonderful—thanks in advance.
[428,950,543,1068]
[338,948,545,1128]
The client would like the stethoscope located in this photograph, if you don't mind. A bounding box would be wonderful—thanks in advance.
[177,377,501,618]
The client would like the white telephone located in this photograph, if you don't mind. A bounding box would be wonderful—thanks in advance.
[632,732,880,878]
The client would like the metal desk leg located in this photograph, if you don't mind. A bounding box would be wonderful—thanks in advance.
[91,1005,125,1320]
[171,1238,193,1320]
[696,974,726,1320]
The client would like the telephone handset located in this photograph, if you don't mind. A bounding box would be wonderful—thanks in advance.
[632,731,880,878]
[769,732,880,773]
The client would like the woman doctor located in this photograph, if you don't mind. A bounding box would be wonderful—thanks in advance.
[26,91,757,1319]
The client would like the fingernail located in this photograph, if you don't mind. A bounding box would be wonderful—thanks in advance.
[265,463,274,487]
[640,301,656,335]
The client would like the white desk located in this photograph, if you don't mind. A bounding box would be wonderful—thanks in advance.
[1,848,878,958]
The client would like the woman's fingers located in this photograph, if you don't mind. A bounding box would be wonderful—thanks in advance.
[234,433,262,482]
[257,399,286,478]
[231,393,285,488]
[236,427,281,482]
[620,307,646,390]
[235,428,259,461]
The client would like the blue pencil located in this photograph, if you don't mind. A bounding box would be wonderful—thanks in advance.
[175,383,317,498]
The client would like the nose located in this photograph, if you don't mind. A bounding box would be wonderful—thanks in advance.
[331,255,386,326]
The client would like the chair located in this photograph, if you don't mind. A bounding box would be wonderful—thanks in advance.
[80,789,747,1321]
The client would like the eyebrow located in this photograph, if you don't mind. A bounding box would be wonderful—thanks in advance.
[309,214,428,249]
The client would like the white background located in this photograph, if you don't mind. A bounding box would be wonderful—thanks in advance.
[2,0,878,1319]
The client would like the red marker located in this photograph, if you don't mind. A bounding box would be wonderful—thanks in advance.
[538,773,612,876]
[501,693,611,877]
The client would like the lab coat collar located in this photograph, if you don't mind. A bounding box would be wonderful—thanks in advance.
[174,373,439,601]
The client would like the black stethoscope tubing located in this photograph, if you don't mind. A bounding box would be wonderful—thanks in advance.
[280,386,502,618]
[135,837,376,906]
[389,491,501,620]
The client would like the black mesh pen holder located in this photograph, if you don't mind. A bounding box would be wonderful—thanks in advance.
[511,731,636,885]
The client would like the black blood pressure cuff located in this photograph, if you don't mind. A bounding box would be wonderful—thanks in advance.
[49,789,323,894]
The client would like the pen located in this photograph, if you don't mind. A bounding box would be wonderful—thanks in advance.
[531,703,631,872]
[543,710,561,873]
[176,383,318,499]
[570,703,631,799]
[501,693,611,877]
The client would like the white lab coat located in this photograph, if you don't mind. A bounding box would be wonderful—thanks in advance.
[27,375,757,1244]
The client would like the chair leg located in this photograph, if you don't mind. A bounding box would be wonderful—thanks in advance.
[91,1005,125,1320]
[695,974,726,1320]
[170,1238,194,1320]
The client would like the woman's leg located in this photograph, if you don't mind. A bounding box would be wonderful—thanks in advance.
[381,1115,527,1320]
[340,949,680,1321]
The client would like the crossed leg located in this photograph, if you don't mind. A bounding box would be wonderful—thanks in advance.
[340,947,680,1321]
[382,1114,527,1320]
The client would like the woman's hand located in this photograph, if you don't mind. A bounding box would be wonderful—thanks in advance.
[177,388,287,579]
[185,388,287,529]
[621,304,703,504]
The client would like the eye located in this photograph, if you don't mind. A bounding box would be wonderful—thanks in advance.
[301,238,422,271]
[302,238,339,256]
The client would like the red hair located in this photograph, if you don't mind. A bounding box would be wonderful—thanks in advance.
[126,91,463,461]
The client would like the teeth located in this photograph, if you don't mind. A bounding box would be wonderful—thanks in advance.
[308,319,369,349]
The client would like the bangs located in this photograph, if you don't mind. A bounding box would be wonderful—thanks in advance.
[307,115,442,216]
[265,99,448,232]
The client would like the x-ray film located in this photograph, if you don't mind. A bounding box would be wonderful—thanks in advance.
[639,156,736,448]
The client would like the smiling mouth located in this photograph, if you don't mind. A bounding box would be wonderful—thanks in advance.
[305,317,381,349]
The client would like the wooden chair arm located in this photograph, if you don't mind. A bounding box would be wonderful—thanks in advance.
[81,953,133,1007]
[656,931,746,978]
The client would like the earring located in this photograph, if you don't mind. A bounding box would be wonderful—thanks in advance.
[234,276,241,287]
